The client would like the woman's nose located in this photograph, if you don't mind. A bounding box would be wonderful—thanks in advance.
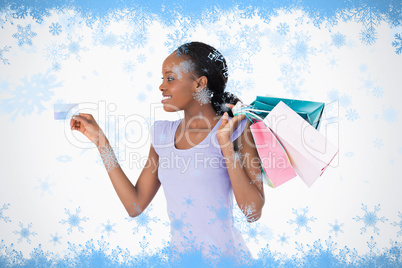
[159,80,165,92]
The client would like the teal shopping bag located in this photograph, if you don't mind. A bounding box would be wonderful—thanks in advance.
[250,96,325,130]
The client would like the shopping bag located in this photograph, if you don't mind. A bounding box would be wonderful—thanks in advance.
[232,103,296,188]
[250,96,325,130]
[250,120,297,188]
[264,101,338,187]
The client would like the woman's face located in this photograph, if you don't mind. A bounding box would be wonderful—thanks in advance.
[159,53,200,112]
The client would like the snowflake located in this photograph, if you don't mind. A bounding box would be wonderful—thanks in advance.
[139,236,149,252]
[226,79,244,97]
[387,240,402,263]
[249,170,264,189]
[134,31,149,48]
[223,144,250,170]
[287,207,317,234]
[362,77,375,90]
[101,219,117,237]
[327,89,340,102]
[207,196,233,232]
[219,43,243,75]
[345,108,359,121]
[277,63,305,96]
[49,22,62,35]
[164,30,190,54]
[267,28,288,49]
[359,27,377,46]
[64,36,87,61]
[0,72,62,121]
[35,176,55,197]
[366,236,378,256]
[0,6,14,29]
[13,222,37,243]
[167,211,191,236]
[12,24,37,46]
[233,204,255,233]
[0,203,11,223]
[122,59,135,74]
[319,41,332,55]
[0,45,11,65]
[180,60,195,73]
[331,32,346,48]
[373,138,383,149]
[277,232,289,245]
[146,72,153,78]
[328,57,338,68]
[382,106,398,124]
[44,42,65,64]
[353,204,387,235]
[137,53,146,63]
[175,43,190,57]
[92,26,107,46]
[192,87,212,105]
[235,24,263,56]
[52,62,61,72]
[372,86,384,97]
[276,22,289,35]
[56,155,72,163]
[49,233,62,246]
[287,32,316,67]
[391,211,402,237]
[98,143,119,172]
[137,92,147,102]
[360,64,368,72]
[243,222,263,243]
[59,207,89,234]
[101,32,118,48]
[182,196,195,209]
[127,203,159,235]
[392,33,402,54]
[328,219,344,237]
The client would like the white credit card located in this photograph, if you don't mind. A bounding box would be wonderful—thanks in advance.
[54,103,79,120]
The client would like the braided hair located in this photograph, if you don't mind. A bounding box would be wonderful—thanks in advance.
[174,42,242,117]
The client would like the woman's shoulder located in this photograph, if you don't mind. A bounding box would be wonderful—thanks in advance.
[151,119,180,132]
[150,119,180,147]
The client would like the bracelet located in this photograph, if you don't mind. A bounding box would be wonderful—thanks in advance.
[98,143,119,173]
[93,129,119,173]
[91,129,104,144]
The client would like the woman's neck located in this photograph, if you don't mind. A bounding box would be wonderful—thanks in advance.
[181,104,221,130]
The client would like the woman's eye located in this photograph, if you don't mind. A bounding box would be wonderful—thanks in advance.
[161,76,174,81]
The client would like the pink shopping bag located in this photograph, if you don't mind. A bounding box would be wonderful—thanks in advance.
[264,101,338,187]
[250,121,297,188]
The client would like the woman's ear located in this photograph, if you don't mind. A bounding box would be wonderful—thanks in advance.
[196,76,208,90]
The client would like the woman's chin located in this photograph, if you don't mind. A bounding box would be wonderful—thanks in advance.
[162,103,181,113]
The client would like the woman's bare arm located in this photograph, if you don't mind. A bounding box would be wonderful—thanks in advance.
[219,119,265,222]
[71,113,160,217]
[98,136,161,217]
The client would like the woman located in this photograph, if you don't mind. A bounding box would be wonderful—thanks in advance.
[70,42,264,262]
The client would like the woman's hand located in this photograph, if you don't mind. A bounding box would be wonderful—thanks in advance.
[216,103,246,146]
[70,113,103,144]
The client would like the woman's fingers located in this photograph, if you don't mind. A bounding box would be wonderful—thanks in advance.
[221,111,229,122]
[78,113,93,121]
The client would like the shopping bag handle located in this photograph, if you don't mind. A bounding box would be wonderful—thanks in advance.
[232,101,270,115]
[232,102,266,123]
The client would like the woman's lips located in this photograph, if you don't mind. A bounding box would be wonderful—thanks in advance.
[161,96,171,103]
